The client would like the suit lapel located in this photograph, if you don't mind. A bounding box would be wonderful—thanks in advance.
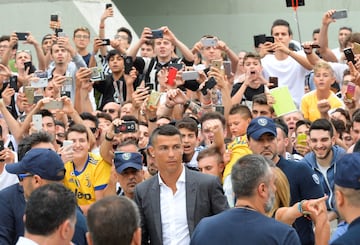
[150,176,163,244]
[185,168,197,234]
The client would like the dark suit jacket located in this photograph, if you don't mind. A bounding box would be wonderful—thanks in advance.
[134,168,229,245]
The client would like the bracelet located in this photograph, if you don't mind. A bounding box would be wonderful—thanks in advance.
[287,50,292,55]
[298,200,312,220]
[99,25,105,29]
[105,133,114,141]
[149,117,157,123]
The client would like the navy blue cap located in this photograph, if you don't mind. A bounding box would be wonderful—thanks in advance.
[335,153,360,189]
[114,152,143,173]
[6,148,65,181]
[247,117,277,140]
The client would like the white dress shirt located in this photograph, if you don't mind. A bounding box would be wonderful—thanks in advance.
[159,166,190,245]
[15,236,39,245]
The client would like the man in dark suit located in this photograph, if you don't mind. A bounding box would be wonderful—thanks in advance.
[134,124,229,245]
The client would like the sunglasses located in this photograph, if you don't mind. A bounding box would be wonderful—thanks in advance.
[103,109,116,114]
[17,173,34,182]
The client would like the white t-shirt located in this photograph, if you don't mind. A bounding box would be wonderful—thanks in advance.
[331,47,342,62]
[262,52,310,108]
[0,164,19,191]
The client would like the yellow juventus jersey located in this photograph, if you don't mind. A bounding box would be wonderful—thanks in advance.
[64,152,111,206]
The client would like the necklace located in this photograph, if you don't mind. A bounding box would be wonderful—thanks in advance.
[234,205,257,211]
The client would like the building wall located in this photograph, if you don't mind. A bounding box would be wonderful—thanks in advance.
[116,0,360,53]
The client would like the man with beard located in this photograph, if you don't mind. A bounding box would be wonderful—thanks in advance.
[247,117,324,245]
[300,119,346,222]
[190,154,301,245]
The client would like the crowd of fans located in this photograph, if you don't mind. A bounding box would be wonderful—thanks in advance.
[0,4,360,245]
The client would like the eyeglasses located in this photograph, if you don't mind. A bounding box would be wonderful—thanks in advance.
[74,35,90,39]
[17,173,34,182]
[114,34,128,40]
[90,127,97,133]
[103,109,116,114]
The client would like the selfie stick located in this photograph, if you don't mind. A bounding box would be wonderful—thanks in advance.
[291,0,302,44]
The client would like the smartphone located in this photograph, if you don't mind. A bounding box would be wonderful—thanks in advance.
[54,28,63,37]
[24,61,36,74]
[223,61,231,76]
[57,32,66,37]
[201,77,217,95]
[265,36,275,43]
[346,82,356,100]
[124,56,133,75]
[151,29,163,39]
[268,77,278,89]
[182,71,199,81]
[201,38,218,48]
[24,86,35,104]
[9,76,18,90]
[286,0,304,7]
[0,140,4,152]
[253,34,266,48]
[344,48,356,64]
[168,63,183,71]
[120,121,136,133]
[332,9,348,19]
[147,90,161,111]
[100,39,110,46]
[214,105,224,114]
[297,133,307,146]
[353,42,360,55]
[16,32,28,41]
[167,67,177,86]
[32,114,42,131]
[105,3,112,9]
[43,100,64,110]
[62,140,74,151]
[145,83,154,91]
[211,60,222,70]
[50,14,58,22]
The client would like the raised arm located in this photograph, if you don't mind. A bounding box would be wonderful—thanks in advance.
[318,10,338,62]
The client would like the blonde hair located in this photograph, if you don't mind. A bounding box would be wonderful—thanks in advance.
[268,167,290,217]
[313,61,335,77]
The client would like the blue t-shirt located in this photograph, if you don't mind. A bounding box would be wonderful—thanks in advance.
[331,217,360,245]
[277,156,324,245]
[190,208,301,245]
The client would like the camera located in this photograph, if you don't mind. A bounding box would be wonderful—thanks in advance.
[114,121,136,134]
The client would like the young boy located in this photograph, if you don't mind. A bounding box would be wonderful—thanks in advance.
[223,104,252,206]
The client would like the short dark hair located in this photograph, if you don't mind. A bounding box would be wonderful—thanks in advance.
[117,27,133,44]
[242,52,261,66]
[176,117,199,136]
[295,119,312,132]
[313,28,320,35]
[271,19,292,36]
[340,26,352,32]
[274,117,289,137]
[18,132,54,160]
[25,183,76,236]
[121,115,139,124]
[252,93,275,113]
[199,112,226,129]
[150,124,181,146]
[0,35,18,50]
[106,49,124,62]
[229,104,252,119]
[37,109,55,124]
[87,196,140,245]
[309,119,334,137]
[80,112,99,128]
[66,124,88,140]
[97,112,113,122]
[231,154,274,198]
